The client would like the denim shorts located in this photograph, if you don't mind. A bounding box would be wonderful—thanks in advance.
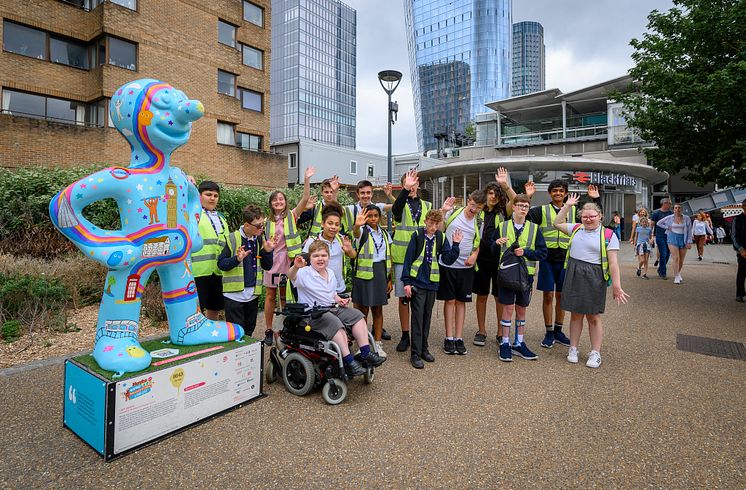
[668,232,686,249]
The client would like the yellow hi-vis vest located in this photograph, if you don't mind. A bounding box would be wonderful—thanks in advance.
[498,220,539,276]
[391,198,432,264]
[309,202,326,237]
[266,212,302,260]
[192,210,229,277]
[540,204,577,250]
[355,227,391,280]
[564,225,612,284]
[408,230,443,283]
[222,231,264,295]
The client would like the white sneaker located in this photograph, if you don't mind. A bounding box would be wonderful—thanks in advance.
[375,340,387,358]
[674,275,681,284]
[567,347,579,364]
[586,350,602,368]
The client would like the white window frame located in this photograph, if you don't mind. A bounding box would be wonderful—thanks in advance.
[350,160,358,175]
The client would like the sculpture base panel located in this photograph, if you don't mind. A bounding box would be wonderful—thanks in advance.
[63,337,264,461]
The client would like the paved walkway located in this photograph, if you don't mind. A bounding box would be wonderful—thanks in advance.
[1,244,744,488]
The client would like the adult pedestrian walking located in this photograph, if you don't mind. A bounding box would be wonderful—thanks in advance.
[654,203,693,285]
[650,198,674,279]
[731,199,746,302]
[692,212,713,261]
[553,194,629,368]
[716,225,726,245]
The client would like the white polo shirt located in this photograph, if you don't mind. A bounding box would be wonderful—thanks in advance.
[294,266,337,307]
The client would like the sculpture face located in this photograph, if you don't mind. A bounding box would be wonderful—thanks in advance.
[110,79,204,159]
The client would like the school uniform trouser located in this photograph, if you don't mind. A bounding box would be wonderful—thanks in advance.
[410,288,437,356]
[737,254,746,298]
[224,296,259,336]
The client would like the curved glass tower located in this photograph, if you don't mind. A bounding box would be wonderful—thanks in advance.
[512,21,545,96]
[404,0,512,153]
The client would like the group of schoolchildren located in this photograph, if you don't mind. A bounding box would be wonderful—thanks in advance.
[191,166,629,376]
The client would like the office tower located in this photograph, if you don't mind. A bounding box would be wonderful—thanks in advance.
[404,0,512,153]
[271,0,356,148]
[512,21,545,96]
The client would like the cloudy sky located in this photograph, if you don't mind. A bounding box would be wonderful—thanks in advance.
[342,0,675,155]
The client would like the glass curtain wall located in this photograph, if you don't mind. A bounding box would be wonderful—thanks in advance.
[404,0,512,153]
[270,0,356,148]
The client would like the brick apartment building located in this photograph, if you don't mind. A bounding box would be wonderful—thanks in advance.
[0,0,286,188]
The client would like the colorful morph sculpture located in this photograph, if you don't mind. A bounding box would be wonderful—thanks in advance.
[50,79,244,376]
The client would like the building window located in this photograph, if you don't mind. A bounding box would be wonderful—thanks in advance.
[3,21,47,60]
[217,70,236,96]
[111,0,136,10]
[237,132,262,151]
[50,36,89,69]
[243,1,264,27]
[288,152,297,169]
[107,36,137,70]
[241,44,263,70]
[350,160,358,175]
[239,88,262,112]
[218,20,236,48]
[217,121,235,145]
[367,164,375,178]
[1,88,108,127]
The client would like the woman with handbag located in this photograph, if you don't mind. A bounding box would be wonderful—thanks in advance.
[554,194,629,368]
[492,194,547,362]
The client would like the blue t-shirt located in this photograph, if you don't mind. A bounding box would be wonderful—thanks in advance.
[636,225,652,245]
[651,209,673,230]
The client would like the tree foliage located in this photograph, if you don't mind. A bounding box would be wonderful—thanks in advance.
[617,0,746,187]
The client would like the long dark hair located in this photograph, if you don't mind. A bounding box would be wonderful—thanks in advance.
[483,181,508,217]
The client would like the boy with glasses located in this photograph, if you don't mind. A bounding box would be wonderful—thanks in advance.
[217,205,275,337]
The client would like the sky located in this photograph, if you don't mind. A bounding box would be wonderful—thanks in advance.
[343,0,676,156]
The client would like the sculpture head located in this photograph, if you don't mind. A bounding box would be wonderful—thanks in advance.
[110,79,203,163]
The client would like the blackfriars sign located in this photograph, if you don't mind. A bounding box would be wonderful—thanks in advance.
[570,171,637,186]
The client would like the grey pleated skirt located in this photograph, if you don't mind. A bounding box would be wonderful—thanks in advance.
[560,257,607,315]
[352,261,389,307]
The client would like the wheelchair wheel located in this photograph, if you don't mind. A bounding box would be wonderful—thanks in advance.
[282,352,315,396]
[265,358,277,384]
[321,379,347,405]
[363,367,375,384]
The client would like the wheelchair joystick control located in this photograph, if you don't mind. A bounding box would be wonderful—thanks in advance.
[305,325,311,332]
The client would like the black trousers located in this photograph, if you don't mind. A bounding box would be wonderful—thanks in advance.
[737,254,746,298]
[224,296,259,336]
[410,288,436,356]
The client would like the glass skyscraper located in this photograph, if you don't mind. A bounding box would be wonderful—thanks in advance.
[512,21,545,96]
[271,0,356,148]
[404,0,512,153]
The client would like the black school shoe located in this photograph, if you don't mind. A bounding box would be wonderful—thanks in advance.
[355,351,386,368]
[344,359,366,377]
[410,353,425,369]
[396,334,411,352]
[421,350,435,362]
[381,328,392,341]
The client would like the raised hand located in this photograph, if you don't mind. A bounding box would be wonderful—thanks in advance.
[341,235,353,254]
[305,195,317,210]
[495,167,509,187]
[452,229,463,244]
[264,234,277,251]
[355,209,370,228]
[293,254,307,268]
[236,245,249,262]
[441,196,455,213]
[330,175,340,191]
[524,180,536,198]
[613,286,630,305]
[403,169,418,190]
[587,184,600,199]
[305,166,316,180]
[565,193,580,207]
[383,182,393,198]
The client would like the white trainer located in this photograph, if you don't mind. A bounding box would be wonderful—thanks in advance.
[586,350,602,368]
[567,346,579,364]
[375,340,387,358]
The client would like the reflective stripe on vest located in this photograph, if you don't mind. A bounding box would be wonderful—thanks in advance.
[498,220,538,275]
[409,231,442,283]
[267,213,302,259]
[192,211,228,277]
[355,229,391,280]
[392,200,432,263]
[540,204,576,249]
[309,202,324,237]
[222,231,264,294]
[563,225,611,283]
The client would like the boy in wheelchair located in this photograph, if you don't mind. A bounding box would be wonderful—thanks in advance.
[287,240,386,377]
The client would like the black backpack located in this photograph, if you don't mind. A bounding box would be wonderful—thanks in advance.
[497,243,531,292]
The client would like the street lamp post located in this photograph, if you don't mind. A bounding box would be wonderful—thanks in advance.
[378,70,402,233]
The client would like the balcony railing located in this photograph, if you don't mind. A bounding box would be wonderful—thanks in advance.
[494,124,648,147]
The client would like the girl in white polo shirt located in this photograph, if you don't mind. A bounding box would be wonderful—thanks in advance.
[288,241,385,377]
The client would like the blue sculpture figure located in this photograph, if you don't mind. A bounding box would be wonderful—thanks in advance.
[50,79,244,377]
